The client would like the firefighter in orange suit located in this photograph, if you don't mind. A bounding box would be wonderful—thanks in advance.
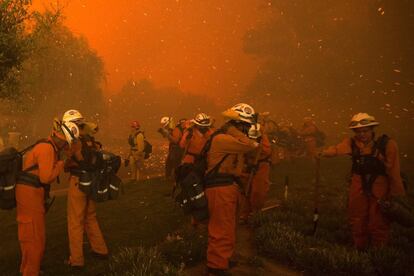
[240,123,272,221]
[320,113,405,250]
[179,113,214,164]
[158,117,186,182]
[179,113,214,226]
[16,119,79,276]
[62,109,108,270]
[204,103,258,275]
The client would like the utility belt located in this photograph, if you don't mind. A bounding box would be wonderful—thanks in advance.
[69,168,84,177]
[17,171,43,188]
[69,168,94,191]
[352,170,387,195]
[17,172,55,212]
[352,171,387,177]
[204,173,240,188]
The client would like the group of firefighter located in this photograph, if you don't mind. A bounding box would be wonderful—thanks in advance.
[136,103,405,275]
[9,102,406,276]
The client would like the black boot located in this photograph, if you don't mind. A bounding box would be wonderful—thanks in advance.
[91,251,109,260]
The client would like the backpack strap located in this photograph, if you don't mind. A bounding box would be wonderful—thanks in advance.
[203,128,238,187]
[20,139,55,172]
[350,138,359,157]
[206,154,230,177]
[19,138,49,155]
[374,134,390,157]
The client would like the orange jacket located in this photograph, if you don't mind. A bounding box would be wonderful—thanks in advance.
[207,126,258,177]
[22,136,63,184]
[323,137,405,196]
[17,137,63,214]
[171,126,183,144]
[179,127,214,163]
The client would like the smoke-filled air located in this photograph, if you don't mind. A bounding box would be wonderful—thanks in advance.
[1,1,413,275]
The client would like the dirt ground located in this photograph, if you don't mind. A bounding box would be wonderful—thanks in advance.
[184,213,301,276]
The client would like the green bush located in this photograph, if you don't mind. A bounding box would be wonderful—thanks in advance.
[106,247,181,276]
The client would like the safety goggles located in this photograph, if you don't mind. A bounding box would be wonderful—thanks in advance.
[348,119,374,127]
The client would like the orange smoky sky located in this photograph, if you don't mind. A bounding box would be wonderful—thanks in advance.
[32,0,268,98]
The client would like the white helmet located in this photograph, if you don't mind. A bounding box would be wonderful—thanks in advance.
[248,123,262,139]
[59,121,80,145]
[63,109,84,124]
[160,116,171,127]
[349,113,379,129]
[192,113,212,127]
[230,103,256,124]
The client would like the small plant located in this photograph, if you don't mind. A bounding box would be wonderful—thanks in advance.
[159,228,208,267]
[368,247,406,276]
[106,246,181,276]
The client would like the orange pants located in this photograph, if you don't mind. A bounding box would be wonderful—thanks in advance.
[348,175,390,249]
[16,185,46,276]
[67,176,108,266]
[205,184,239,269]
[240,162,270,219]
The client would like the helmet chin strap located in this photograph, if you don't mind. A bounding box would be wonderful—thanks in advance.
[51,134,67,150]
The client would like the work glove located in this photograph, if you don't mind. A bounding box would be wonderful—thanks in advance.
[56,160,65,173]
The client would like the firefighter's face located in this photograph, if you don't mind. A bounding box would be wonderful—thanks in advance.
[353,127,374,143]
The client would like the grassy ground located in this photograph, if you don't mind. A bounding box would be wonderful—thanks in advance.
[1,155,413,275]
[254,156,414,275]
[0,177,186,276]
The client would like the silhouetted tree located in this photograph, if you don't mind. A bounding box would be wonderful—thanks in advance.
[0,0,31,99]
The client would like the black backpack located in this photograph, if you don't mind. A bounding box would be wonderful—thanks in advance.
[174,130,228,221]
[88,151,122,203]
[0,140,51,210]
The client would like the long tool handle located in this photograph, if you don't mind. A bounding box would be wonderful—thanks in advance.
[312,158,321,236]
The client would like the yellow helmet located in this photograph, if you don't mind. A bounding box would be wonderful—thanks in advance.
[222,103,256,124]
[160,116,171,127]
[63,109,84,124]
[349,113,379,129]
[192,113,212,127]
[53,118,80,145]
